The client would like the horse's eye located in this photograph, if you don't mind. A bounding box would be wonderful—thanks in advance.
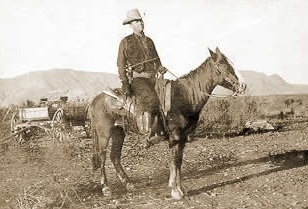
[219,64,227,71]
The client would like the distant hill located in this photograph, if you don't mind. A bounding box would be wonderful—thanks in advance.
[239,71,308,96]
[0,69,120,106]
[0,69,308,106]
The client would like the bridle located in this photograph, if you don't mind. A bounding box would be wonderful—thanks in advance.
[209,57,241,96]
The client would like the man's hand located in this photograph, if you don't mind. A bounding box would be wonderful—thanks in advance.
[158,66,168,75]
[121,80,132,97]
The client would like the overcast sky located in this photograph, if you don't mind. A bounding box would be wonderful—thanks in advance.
[0,0,307,84]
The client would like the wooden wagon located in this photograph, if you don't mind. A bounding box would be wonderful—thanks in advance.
[10,93,90,142]
[10,103,66,142]
[63,103,90,133]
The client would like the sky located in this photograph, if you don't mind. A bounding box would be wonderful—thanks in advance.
[0,0,307,84]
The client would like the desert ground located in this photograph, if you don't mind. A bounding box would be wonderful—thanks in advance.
[1,95,308,209]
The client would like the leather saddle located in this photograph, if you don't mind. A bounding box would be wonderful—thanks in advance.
[103,80,171,143]
[102,88,153,135]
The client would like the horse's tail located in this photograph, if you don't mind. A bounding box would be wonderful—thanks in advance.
[91,127,101,171]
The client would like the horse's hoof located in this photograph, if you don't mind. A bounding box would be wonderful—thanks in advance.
[142,141,152,149]
[102,186,112,197]
[171,189,183,200]
[149,135,166,143]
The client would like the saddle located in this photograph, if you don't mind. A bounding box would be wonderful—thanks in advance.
[155,78,172,116]
[102,88,148,134]
[102,88,134,113]
[102,79,172,136]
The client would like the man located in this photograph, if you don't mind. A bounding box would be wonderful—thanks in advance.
[117,8,167,144]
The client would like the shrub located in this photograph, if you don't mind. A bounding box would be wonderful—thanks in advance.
[196,96,261,134]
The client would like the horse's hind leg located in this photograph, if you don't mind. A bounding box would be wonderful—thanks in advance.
[110,126,134,191]
[92,128,112,196]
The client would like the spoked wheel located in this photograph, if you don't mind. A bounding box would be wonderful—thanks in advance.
[84,119,91,138]
[84,105,91,138]
[51,108,65,141]
[10,112,25,143]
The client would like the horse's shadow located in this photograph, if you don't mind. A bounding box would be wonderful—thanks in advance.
[187,149,308,197]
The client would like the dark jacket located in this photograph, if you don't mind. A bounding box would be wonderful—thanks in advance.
[117,33,162,81]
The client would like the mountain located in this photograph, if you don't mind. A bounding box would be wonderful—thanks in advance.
[0,69,120,107]
[1,69,308,107]
[239,71,308,95]
[213,70,308,96]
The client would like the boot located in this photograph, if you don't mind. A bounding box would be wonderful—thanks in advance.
[145,113,167,148]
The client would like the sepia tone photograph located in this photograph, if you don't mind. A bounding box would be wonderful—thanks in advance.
[0,0,308,208]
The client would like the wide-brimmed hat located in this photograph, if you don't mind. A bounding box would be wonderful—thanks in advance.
[122,9,143,25]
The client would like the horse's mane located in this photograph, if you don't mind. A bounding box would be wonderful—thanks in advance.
[176,57,214,105]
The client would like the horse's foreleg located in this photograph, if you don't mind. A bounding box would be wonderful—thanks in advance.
[168,132,185,200]
[110,126,133,191]
[175,142,184,197]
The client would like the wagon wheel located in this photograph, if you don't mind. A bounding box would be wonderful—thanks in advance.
[84,104,91,138]
[10,111,25,143]
[51,108,65,141]
[84,119,91,138]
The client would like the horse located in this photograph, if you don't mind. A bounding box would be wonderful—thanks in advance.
[89,47,246,200]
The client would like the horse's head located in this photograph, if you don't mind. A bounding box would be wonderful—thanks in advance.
[209,47,246,96]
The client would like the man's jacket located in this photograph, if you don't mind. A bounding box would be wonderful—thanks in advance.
[117,33,162,81]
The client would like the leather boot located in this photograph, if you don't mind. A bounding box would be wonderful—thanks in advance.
[144,114,167,148]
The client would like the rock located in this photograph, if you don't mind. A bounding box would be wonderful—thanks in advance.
[240,120,275,135]
[245,120,275,131]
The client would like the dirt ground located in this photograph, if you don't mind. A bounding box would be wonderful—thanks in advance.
[1,118,308,209]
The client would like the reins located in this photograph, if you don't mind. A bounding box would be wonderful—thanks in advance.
[122,56,241,98]
[200,92,239,98]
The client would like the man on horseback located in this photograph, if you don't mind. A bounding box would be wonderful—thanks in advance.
[117,8,167,145]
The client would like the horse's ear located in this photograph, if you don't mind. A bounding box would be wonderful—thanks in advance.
[215,47,223,61]
[215,47,221,55]
[208,48,217,61]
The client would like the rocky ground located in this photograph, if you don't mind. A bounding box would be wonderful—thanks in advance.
[0,118,308,209]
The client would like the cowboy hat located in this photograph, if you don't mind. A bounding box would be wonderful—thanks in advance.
[122,9,143,25]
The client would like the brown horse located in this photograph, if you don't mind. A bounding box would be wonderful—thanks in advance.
[89,47,246,199]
